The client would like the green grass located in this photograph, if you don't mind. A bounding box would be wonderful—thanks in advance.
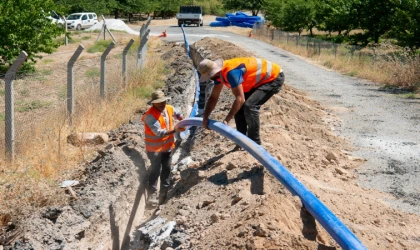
[16,100,52,113]
[0,113,5,121]
[113,53,123,59]
[132,85,154,99]
[19,89,30,97]
[323,61,334,68]
[82,35,91,40]
[87,40,115,53]
[42,59,54,64]
[400,93,418,99]
[38,69,52,76]
[68,38,81,44]
[85,69,101,78]
[346,71,357,77]
[110,29,128,34]
[58,86,67,101]
[0,89,5,96]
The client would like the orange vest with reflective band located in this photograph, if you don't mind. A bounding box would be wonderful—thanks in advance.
[142,105,175,152]
[220,58,281,92]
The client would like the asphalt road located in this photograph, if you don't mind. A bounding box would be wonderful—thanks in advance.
[148,24,420,214]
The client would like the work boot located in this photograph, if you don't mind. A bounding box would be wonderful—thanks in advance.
[147,192,159,206]
[232,145,243,152]
[159,190,168,205]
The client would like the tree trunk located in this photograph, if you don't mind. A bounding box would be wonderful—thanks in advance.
[310,28,313,37]
[129,13,131,23]
[114,10,118,19]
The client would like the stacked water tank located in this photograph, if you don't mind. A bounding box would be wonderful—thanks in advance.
[210,12,264,28]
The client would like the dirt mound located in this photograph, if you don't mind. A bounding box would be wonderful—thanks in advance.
[192,37,253,60]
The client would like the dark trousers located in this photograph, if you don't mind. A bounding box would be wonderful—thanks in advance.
[146,151,172,196]
[234,72,285,145]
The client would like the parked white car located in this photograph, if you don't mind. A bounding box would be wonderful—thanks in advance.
[66,13,98,30]
[47,11,65,26]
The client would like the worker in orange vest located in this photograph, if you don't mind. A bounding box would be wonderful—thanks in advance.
[142,90,184,206]
[198,58,285,147]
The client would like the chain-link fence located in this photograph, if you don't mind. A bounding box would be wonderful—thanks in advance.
[253,26,375,61]
[252,25,420,91]
[0,18,151,163]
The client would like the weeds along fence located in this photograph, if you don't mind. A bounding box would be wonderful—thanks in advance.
[252,25,420,90]
[0,18,152,163]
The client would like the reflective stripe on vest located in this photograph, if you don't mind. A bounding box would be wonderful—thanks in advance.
[220,58,281,92]
[142,105,175,152]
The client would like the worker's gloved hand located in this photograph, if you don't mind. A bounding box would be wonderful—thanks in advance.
[176,126,187,132]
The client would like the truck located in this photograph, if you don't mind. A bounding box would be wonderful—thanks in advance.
[176,6,203,27]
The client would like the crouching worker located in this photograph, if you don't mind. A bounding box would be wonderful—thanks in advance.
[142,90,184,206]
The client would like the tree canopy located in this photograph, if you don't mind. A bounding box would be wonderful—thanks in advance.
[261,0,420,47]
[0,0,64,67]
[223,0,265,16]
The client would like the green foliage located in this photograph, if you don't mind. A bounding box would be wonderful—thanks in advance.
[223,0,265,16]
[315,0,356,35]
[55,0,118,15]
[390,0,420,48]
[263,0,420,47]
[355,0,399,45]
[264,0,315,35]
[0,0,64,68]
[195,0,225,16]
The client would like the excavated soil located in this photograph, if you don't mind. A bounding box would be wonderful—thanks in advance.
[2,37,420,250]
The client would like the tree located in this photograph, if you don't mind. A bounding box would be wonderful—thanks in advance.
[263,0,316,36]
[391,0,420,48]
[315,0,356,35]
[355,0,399,44]
[0,0,64,68]
[282,0,315,36]
[223,0,265,16]
[262,0,286,28]
[55,0,118,16]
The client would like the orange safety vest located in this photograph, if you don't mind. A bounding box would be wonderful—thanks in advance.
[220,58,281,92]
[142,105,175,152]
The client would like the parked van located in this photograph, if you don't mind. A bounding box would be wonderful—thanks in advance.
[66,13,98,30]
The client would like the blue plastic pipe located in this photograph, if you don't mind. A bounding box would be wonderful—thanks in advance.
[180,25,190,58]
[175,118,367,250]
[178,25,200,139]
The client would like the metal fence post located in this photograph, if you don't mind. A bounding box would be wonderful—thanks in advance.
[122,39,135,90]
[63,16,68,46]
[307,37,310,50]
[5,51,28,162]
[318,41,321,55]
[271,29,274,41]
[100,42,115,98]
[67,45,84,124]
[138,29,150,69]
[334,43,337,59]
[138,24,146,68]
[296,36,299,46]
[286,32,289,44]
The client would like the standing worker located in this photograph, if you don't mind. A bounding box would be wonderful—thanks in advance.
[198,57,285,146]
[142,90,184,206]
